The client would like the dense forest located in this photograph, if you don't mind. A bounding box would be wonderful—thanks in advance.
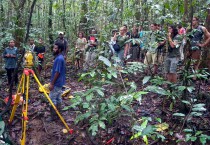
[0,0,210,145]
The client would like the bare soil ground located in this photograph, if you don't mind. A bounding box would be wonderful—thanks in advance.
[1,63,210,145]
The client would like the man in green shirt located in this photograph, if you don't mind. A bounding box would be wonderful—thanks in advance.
[144,23,165,74]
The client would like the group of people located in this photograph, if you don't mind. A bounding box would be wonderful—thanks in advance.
[2,16,210,121]
[75,29,98,70]
[108,17,210,83]
[3,34,66,121]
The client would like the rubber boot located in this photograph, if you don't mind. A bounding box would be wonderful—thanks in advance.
[46,106,57,122]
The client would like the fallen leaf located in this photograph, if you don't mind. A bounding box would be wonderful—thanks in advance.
[155,122,169,132]
[68,95,74,99]
[124,78,128,81]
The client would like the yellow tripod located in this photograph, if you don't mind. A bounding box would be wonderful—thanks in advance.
[8,51,73,145]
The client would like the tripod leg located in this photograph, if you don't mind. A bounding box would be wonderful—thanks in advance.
[9,73,25,123]
[20,74,30,145]
[32,73,73,134]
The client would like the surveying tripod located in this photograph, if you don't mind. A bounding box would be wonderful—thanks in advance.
[8,51,73,145]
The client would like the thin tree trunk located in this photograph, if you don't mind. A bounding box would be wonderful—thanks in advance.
[205,6,210,32]
[120,0,124,25]
[48,0,54,45]
[25,0,37,43]
[62,0,66,31]
[204,5,210,71]
[183,0,188,23]
[189,0,194,29]
[79,0,88,33]
[161,4,165,25]
[11,0,27,47]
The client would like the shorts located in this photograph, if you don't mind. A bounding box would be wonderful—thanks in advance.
[190,50,201,60]
[164,57,179,73]
[49,86,62,105]
[144,52,158,65]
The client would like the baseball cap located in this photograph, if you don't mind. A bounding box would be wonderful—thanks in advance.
[59,31,64,35]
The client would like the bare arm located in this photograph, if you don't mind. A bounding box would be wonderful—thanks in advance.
[168,33,176,48]
[113,33,118,41]
[168,37,175,48]
[49,72,60,90]
[124,43,129,58]
[198,27,210,47]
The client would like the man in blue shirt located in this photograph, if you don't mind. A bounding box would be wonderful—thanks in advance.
[47,42,66,121]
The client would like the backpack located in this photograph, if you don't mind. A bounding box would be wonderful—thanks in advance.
[113,35,122,52]
[113,43,121,52]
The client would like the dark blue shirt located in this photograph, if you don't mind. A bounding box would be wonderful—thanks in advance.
[50,54,66,87]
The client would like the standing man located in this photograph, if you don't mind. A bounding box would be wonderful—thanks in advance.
[188,17,210,71]
[54,31,69,59]
[3,39,18,86]
[29,38,35,52]
[47,42,66,121]
[33,38,46,74]
[123,24,131,38]
[144,23,165,75]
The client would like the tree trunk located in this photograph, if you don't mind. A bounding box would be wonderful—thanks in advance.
[10,0,27,48]
[120,0,124,25]
[134,0,141,23]
[205,6,210,32]
[25,0,37,43]
[79,0,88,33]
[48,0,54,45]
[182,0,188,23]
[0,1,5,38]
[62,0,66,31]
[204,5,210,71]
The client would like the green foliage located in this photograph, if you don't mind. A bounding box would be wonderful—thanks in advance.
[183,130,210,145]
[142,68,210,145]
[64,57,148,136]
[173,98,209,144]
[0,117,12,144]
[131,117,168,144]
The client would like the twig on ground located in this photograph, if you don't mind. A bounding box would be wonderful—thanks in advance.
[41,118,49,135]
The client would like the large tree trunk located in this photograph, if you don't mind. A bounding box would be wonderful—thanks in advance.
[48,0,54,45]
[25,0,37,43]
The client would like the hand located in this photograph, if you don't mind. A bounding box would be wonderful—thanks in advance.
[124,53,127,58]
[5,54,10,57]
[158,42,164,46]
[197,43,204,48]
[49,83,54,91]
[10,54,14,57]
[168,33,171,37]
[114,32,119,38]
[167,33,171,39]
